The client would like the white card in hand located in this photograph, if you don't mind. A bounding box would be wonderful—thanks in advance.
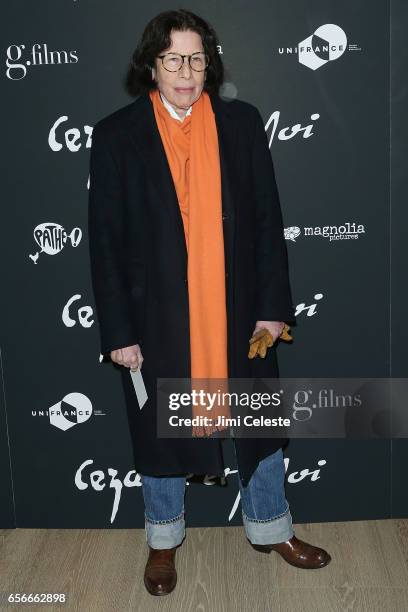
[129,367,148,410]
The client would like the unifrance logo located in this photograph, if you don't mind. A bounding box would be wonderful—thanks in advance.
[6,44,79,80]
[32,392,93,431]
[278,24,361,71]
[29,222,82,263]
[285,222,366,242]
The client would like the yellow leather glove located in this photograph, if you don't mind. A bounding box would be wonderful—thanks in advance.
[248,324,292,359]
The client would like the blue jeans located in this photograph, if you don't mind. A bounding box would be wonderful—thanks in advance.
[140,443,294,549]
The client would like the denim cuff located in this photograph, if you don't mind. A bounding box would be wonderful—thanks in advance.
[242,505,294,545]
[144,510,186,549]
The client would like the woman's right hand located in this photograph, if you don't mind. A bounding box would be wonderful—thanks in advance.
[110,344,144,371]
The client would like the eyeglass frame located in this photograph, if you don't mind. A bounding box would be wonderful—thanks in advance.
[156,51,210,72]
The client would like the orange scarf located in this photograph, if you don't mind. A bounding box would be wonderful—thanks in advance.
[149,89,231,437]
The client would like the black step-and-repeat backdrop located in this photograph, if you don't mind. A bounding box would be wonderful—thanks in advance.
[2,0,406,528]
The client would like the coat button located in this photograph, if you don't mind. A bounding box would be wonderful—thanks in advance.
[222,214,227,221]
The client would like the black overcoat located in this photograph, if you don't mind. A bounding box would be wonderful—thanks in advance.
[88,91,296,486]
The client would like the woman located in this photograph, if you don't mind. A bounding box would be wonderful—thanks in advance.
[88,9,331,597]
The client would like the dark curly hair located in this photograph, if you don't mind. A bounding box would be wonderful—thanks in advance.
[125,9,224,97]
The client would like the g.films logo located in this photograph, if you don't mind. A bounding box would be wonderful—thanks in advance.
[6,43,78,80]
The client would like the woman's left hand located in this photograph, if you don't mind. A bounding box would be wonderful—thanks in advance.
[251,320,285,343]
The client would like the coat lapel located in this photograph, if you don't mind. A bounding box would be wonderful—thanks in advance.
[127,91,238,277]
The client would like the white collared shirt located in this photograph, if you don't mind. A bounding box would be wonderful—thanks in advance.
[159,91,192,122]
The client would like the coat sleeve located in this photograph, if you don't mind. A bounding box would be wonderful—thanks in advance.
[250,107,296,324]
[87,122,140,355]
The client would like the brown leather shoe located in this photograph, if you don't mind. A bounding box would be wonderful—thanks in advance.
[143,545,178,596]
[249,535,331,569]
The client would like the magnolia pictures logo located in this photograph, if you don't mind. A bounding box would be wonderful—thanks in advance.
[279,24,362,71]
[285,222,366,243]
[6,43,78,80]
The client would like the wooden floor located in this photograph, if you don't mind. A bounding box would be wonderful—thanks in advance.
[1,520,407,611]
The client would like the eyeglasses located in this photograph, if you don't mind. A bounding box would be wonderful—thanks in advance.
[157,52,209,72]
